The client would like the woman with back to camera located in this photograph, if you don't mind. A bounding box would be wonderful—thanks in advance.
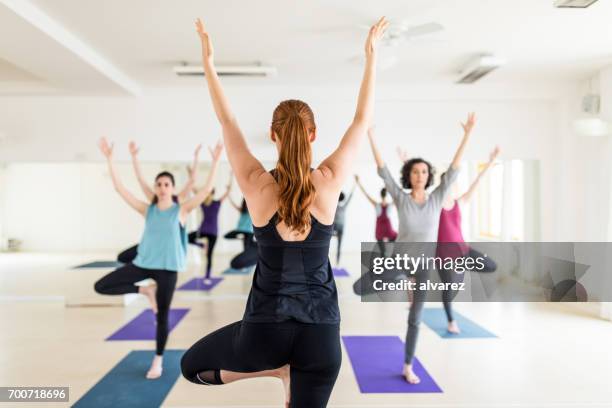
[94,138,223,379]
[367,113,476,384]
[180,16,388,408]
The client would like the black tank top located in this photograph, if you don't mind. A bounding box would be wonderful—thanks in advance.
[242,212,340,324]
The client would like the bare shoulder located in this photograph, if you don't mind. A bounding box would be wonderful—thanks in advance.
[310,169,341,225]
[245,171,279,227]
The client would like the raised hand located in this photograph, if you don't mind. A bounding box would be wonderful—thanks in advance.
[489,145,500,162]
[461,112,477,135]
[397,146,409,162]
[208,140,224,162]
[194,143,202,158]
[354,174,360,182]
[365,17,389,59]
[128,141,139,157]
[98,137,114,159]
[195,18,214,61]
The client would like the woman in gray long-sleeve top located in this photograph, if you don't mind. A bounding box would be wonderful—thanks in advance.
[367,113,476,384]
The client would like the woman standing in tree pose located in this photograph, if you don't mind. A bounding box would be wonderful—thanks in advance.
[191,177,232,282]
[224,197,258,270]
[367,113,476,384]
[94,138,223,379]
[181,16,388,407]
[437,146,500,334]
[116,141,202,264]
[332,184,355,265]
[354,174,397,254]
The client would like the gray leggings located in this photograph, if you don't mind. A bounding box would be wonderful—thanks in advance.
[405,269,428,364]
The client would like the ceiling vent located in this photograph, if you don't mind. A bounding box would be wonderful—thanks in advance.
[554,0,599,8]
[456,55,506,84]
[174,64,277,77]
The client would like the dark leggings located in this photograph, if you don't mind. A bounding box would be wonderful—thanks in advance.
[117,232,201,264]
[94,264,177,355]
[186,232,218,279]
[438,247,498,322]
[181,320,341,408]
[334,227,344,264]
[224,231,258,269]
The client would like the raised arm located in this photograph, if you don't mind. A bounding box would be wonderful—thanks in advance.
[180,141,224,218]
[368,126,385,169]
[100,138,148,216]
[218,176,233,201]
[177,144,202,202]
[228,195,241,211]
[317,17,388,188]
[458,146,500,204]
[354,174,377,206]
[128,141,154,202]
[450,112,476,170]
[195,19,267,195]
[396,146,409,163]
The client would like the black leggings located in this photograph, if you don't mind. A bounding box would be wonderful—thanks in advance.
[438,247,498,322]
[334,226,344,264]
[224,231,258,269]
[94,264,178,355]
[181,320,341,408]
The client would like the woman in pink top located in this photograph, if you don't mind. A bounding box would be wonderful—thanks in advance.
[354,175,398,255]
[437,146,500,334]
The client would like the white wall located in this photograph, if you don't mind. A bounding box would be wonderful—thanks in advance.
[0,84,576,251]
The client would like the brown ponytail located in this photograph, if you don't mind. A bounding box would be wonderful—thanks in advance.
[271,100,316,234]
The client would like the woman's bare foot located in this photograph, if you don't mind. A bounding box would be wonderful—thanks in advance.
[146,355,163,379]
[139,284,158,314]
[447,320,461,334]
[403,363,421,384]
[275,365,291,407]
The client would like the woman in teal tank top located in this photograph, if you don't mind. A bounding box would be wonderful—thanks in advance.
[94,137,223,380]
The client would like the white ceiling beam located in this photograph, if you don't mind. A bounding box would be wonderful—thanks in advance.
[0,0,141,96]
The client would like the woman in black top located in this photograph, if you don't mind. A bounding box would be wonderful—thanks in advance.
[181,16,388,408]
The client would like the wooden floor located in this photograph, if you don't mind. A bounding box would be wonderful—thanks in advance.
[1,251,611,407]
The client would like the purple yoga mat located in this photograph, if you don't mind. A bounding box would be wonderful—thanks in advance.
[177,277,223,291]
[342,335,442,393]
[333,267,350,277]
[106,308,189,341]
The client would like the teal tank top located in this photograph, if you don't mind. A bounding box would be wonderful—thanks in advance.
[236,211,253,233]
[133,203,187,272]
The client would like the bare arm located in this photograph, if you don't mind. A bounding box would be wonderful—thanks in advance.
[218,176,233,201]
[177,144,202,202]
[228,195,241,211]
[396,146,409,163]
[180,142,224,218]
[100,138,148,216]
[450,112,476,170]
[458,146,500,204]
[195,19,268,196]
[367,127,385,169]
[354,175,377,205]
[128,141,154,202]
[317,17,388,188]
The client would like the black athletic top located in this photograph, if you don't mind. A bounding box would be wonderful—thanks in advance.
[242,212,340,324]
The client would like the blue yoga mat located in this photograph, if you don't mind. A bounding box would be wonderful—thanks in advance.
[73,261,123,269]
[72,350,184,408]
[421,308,497,338]
[222,266,255,275]
[106,309,189,341]
[342,336,442,393]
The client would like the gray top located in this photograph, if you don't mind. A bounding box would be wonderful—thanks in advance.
[377,165,458,243]
[333,190,354,228]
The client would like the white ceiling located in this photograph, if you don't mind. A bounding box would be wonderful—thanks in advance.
[0,0,611,95]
